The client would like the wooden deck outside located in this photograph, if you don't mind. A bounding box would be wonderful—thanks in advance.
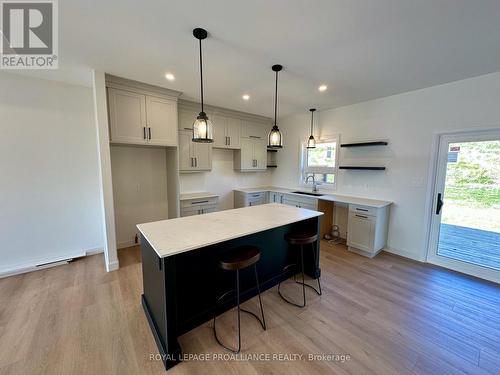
[438,223,500,270]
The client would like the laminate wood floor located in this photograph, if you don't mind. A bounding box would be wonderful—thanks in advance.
[1,242,500,375]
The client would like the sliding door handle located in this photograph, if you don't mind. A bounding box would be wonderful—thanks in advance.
[436,193,444,215]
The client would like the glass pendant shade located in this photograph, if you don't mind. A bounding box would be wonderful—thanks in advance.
[268,124,283,148]
[307,135,316,149]
[306,108,316,149]
[193,112,213,143]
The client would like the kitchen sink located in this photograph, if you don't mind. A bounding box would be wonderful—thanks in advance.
[291,191,324,197]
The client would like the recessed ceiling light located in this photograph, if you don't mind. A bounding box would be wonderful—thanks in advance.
[165,73,175,81]
[242,94,250,101]
[318,85,327,92]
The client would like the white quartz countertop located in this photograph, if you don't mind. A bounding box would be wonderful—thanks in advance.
[137,203,323,258]
[180,192,219,200]
[234,186,392,208]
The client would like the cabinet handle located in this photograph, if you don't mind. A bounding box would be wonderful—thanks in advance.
[249,135,261,139]
[184,127,192,131]
[192,200,209,204]
[228,136,231,146]
[355,214,368,219]
[143,127,146,140]
[355,208,369,212]
[191,158,194,167]
[195,158,197,167]
[148,127,152,140]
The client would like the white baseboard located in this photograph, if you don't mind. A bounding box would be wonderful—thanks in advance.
[106,259,120,272]
[0,247,104,279]
[117,240,137,249]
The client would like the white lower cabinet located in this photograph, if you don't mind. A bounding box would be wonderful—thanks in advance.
[268,192,284,204]
[347,204,389,258]
[234,191,267,208]
[281,195,318,210]
[180,196,218,217]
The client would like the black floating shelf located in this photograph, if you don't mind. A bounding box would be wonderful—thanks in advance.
[339,166,386,170]
[341,141,388,148]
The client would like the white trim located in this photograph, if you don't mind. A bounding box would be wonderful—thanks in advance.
[0,247,103,279]
[92,70,119,272]
[424,126,500,283]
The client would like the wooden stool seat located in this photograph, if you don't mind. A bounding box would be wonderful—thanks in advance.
[285,231,318,246]
[214,245,266,353]
[219,245,261,271]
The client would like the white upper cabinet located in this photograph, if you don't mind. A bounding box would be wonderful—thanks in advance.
[146,96,178,146]
[108,88,147,144]
[178,130,212,172]
[225,117,241,149]
[234,137,267,171]
[211,113,228,149]
[212,115,241,149]
[108,87,178,146]
[241,120,268,140]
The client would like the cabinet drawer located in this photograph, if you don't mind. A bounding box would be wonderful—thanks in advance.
[349,204,377,216]
[247,192,266,200]
[180,204,217,217]
[180,197,218,208]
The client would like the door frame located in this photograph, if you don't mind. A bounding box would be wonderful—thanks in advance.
[424,127,500,284]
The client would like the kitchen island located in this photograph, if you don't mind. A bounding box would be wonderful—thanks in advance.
[137,203,323,370]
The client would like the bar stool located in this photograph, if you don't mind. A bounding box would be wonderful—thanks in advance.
[213,245,266,353]
[278,231,322,307]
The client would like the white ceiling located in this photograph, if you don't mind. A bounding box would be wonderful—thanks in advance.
[12,0,500,117]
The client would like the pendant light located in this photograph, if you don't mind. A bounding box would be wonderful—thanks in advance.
[268,64,283,148]
[307,108,316,149]
[192,28,213,143]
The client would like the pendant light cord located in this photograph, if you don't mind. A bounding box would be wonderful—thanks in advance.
[274,70,278,126]
[310,110,314,134]
[199,38,204,113]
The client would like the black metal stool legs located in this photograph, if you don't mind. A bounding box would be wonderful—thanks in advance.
[213,265,266,353]
[278,242,322,308]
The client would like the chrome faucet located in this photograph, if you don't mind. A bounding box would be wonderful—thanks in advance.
[305,175,320,192]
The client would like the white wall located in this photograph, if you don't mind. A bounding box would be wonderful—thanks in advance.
[110,145,169,248]
[273,72,500,261]
[0,73,104,275]
[180,148,273,210]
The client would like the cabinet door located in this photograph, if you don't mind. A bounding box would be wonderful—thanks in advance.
[146,96,178,146]
[239,138,255,170]
[193,142,212,171]
[242,121,267,139]
[282,197,300,207]
[178,108,196,131]
[108,88,147,144]
[347,212,375,252]
[226,118,241,149]
[253,139,267,170]
[211,114,227,149]
[178,131,195,171]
